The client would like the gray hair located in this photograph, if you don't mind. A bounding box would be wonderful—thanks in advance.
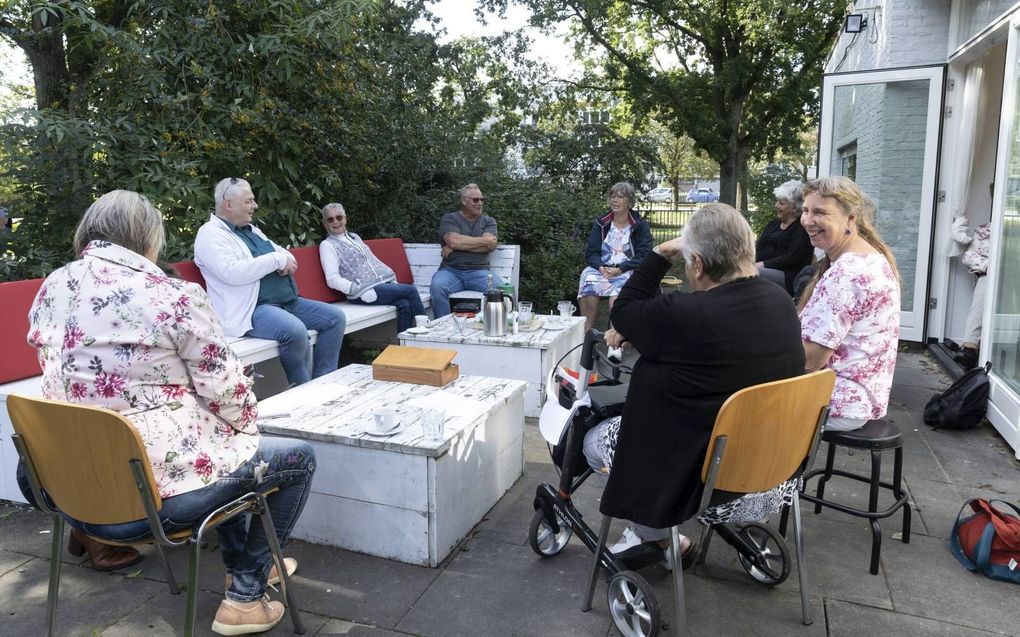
[458,183,482,200]
[214,177,249,213]
[679,203,756,282]
[73,190,166,258]
[321,202,345,219]
[608,181,635,206]
[773,179,804,209]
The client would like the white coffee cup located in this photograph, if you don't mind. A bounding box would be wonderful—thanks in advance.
[371,406,399,433]
[414,315,429,329]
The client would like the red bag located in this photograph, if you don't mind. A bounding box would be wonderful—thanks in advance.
[950,498,1020,583]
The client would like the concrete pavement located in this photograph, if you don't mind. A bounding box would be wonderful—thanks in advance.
[1,348,1018,636]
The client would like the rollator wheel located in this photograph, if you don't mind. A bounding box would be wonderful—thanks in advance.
[528,508,572,557]
[607,571,660,637]
[736,522,790,586]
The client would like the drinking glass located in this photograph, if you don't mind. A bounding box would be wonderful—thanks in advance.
[422,408,445,444]
[518,301,533,326]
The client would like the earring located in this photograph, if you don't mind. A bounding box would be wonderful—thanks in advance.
[845,226,852,236]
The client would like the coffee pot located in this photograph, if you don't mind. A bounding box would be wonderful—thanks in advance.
[483,289,508,337]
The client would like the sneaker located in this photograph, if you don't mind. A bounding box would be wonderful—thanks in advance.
[608,526,643,554]
[225,557,297,591]
[211,595,284,636]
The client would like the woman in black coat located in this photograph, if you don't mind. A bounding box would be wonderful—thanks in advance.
[755,179,813,294]
[583,203,805,564]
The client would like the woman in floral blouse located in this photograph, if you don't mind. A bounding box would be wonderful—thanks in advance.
[798,177,901,432]
[26,190,315,635]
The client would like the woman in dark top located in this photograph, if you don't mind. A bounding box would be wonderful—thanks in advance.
[756,179,813,294]
[583,203,805,565]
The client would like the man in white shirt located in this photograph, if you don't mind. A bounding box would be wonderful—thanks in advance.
[194,178,346,385]
[318,203,426,332]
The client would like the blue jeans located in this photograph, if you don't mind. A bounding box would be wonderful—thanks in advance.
[352,283,427,332]
[429,267,503,317]
[70,437,316,602]
[248,297,345,385]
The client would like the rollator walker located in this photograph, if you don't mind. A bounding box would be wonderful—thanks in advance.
[528,328,835,636]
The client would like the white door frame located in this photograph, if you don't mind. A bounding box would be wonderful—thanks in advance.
[818,65,946,342]
[984,15,1020,459]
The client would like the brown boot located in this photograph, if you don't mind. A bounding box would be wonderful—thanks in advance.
[67,529,142,571]
[211,595,285,635]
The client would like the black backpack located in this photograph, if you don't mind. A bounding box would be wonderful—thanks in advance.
[924,362,991,430]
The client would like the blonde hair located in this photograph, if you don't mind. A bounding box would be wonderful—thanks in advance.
[73,190,165,258]
[796,177,900,311]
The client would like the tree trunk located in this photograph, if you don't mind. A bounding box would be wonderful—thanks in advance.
[13,12,71,111]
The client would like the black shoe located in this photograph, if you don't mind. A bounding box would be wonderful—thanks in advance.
[953,347,979,370]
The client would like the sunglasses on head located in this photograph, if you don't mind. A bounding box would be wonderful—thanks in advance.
[221,177,240,202]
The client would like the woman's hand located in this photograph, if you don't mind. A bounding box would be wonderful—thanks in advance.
[600,266,622,278]
[605,328,630,349]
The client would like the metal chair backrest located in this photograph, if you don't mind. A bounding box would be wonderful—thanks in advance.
[7,393,163,525]
[699,370,836,495]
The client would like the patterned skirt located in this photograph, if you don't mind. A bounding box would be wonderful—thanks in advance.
[578,267,632,298]
[592,416,800,526]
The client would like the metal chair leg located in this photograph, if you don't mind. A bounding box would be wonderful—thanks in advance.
[184,538,202,637]
[894,446,911,543]
[813,443,836,514]
[46,515,64,637]
[792,497,813,625]
[582,515,612,612]
[867,450,883,575]
[256,494,306,634]
[670,526,687,636]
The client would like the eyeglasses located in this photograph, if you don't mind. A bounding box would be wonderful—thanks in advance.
[325,215,345,223]
[469,197,486,203]
[221,177,239,202]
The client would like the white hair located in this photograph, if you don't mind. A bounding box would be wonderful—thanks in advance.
[773,179,804,209]
[73,190,165,258]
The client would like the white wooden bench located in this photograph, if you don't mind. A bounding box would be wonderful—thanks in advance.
[405,243,521,300]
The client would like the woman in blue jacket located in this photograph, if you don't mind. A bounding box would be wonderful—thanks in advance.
[579,182,653,331]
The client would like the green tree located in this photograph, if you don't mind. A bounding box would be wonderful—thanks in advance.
[650,122,717,202]
[488,0,843,208]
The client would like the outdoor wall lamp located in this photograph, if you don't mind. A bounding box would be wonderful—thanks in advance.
[845,13,867,34]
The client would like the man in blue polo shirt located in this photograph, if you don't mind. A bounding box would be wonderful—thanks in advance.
[194,177,345,386]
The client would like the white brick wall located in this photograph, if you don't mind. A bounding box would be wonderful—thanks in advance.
[826,1,952,74]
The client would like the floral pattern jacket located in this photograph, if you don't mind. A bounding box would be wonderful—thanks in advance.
[28,241,260,498]
[800,252,900,420]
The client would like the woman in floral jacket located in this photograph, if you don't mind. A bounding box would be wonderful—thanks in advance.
[798,177,901,432]
[26,190,314,635]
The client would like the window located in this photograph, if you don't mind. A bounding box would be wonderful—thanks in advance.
[838,142,858,180]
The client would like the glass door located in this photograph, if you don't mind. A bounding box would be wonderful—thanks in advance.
[985,15,1020,458]
[817,66,946,342]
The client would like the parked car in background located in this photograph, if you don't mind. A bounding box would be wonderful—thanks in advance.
[687,187,720,203]
[645,187,673,202]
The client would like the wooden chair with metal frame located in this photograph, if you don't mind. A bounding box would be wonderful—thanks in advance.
[584,369,835,637]
[7,393,305,637]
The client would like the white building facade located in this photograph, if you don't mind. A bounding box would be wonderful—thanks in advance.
[818,1,1020,456]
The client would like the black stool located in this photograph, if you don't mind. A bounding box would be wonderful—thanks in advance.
[799,419,911,574]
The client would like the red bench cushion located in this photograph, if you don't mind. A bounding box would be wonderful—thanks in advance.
[0,278,44,384]
[170,261,206,289]
[290,246,344,303]
[365,238,413,284]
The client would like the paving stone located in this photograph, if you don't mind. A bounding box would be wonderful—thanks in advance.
[826,599,1001,636]
[396,536,612,637]
[882,533,1020,635]
[316,618,410,635]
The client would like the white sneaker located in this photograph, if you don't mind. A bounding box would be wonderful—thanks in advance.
[608,526,643,554]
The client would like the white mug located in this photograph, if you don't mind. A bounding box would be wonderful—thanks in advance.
[414,315,429,329]
[371,406,398,433]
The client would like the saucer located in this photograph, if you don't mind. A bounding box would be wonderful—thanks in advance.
[362,425,404,438]
[543,321,567,331]
[406,326,429,334]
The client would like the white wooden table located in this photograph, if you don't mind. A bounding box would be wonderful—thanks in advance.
[398,315,585,417]
[257,364,526,567]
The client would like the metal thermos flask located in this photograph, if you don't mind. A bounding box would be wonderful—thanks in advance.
[483,289,507,337]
